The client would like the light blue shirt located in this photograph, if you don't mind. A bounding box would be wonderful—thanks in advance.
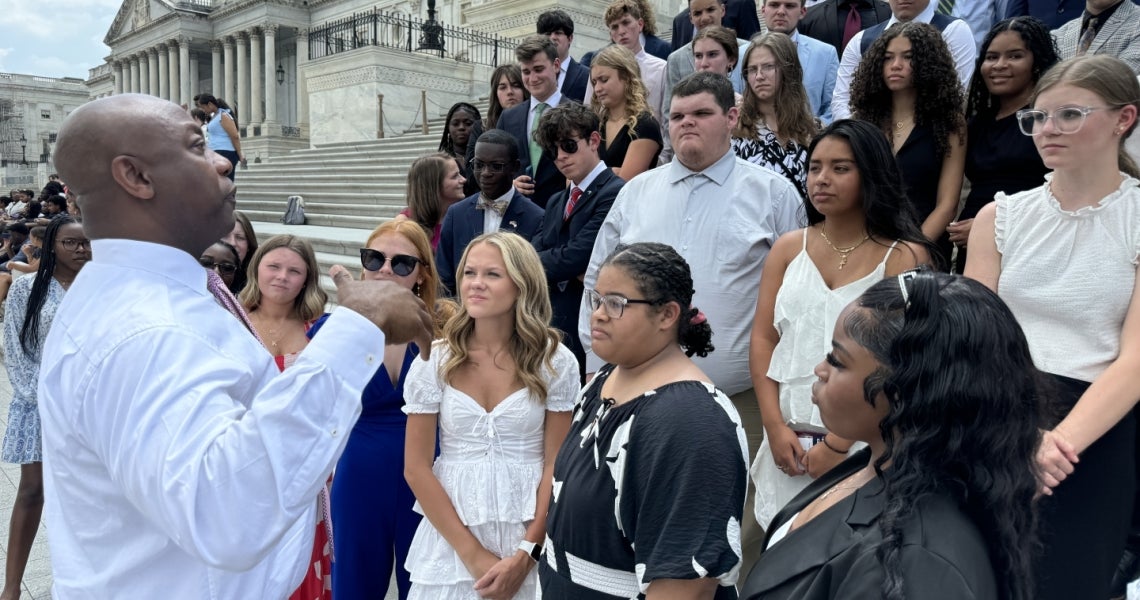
[205,108,236,152]
[579,150,804,394]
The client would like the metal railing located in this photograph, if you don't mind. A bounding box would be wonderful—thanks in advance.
[308,8,518,66]
[174,0,214,10]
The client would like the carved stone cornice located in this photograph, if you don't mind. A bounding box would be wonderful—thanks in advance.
[307,64,470,95]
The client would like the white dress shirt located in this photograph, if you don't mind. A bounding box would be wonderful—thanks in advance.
[482,187,515,234]
[831,2,976,120]
[39,239,384,598]
[579,150,804,394]
[527,91,563,139]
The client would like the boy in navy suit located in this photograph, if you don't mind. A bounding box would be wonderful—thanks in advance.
[436,129,544,295]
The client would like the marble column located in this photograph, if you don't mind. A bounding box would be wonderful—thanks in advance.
[263,24,278,130]
[167,39,180,104]
[295,29,309,131]
[211,41,223,96]
[190,52,200,98]
[129,56,140,94]
[179,37,191,106]
[236,33,249,129]
[148,48,160,97]
[158,44,169,100]
[112,61,123,95]
[249,28,264,129]
[223,37,235,105]
[139,53,150,95]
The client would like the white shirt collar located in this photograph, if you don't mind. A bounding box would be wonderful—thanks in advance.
[888,1,936,26]
[572,161,609,191]
[666,148,737,185]
[531,90,562,110]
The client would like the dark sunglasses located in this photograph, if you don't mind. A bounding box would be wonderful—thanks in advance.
[547,137,585,156]
[360,248,421,276]
[198,257,238,275]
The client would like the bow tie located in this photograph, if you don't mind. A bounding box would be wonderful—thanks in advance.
[476,197,510,215]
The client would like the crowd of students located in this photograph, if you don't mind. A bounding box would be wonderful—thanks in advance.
[3,0,1140,598]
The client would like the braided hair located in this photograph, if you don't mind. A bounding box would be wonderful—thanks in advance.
[438,102,481,158]
[601,242,714,357]
[20,216,76,355]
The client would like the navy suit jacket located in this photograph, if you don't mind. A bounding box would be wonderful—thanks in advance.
[532,169,624,370]
[435,191,545,295]
[671,0,762,50]
[495,98,573,210]
[562,58,590,103]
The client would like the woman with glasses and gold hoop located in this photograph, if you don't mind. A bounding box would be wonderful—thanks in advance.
[966,55,1140,600]
[309,220,452,600]
[539,242,748,599]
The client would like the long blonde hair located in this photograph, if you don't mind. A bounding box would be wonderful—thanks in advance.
[735,32,818,147]
[591,44,651,138]
[363,220,455,335]
[239,234,327,321]
[439,232,562,402]
[1033,55,1140,178]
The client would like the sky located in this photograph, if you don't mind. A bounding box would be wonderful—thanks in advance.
[0,0,121,79]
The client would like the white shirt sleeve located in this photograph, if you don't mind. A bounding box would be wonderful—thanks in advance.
[945,20,978,90]
[831,32,864,121]
[953,0,995,50]
[78,307,380,570]
[579,187,628,374]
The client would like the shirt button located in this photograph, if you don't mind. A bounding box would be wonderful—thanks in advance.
[331,428,339,437]
[366,354,375,364]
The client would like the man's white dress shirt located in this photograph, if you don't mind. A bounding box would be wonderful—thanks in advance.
[39,239,384,598]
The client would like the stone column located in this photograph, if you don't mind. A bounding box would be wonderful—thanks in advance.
[263,24,278,130]
[296,28,309,132]
[236,33,249,128]
[158,44,169,100]
[112,61,123,95]
[168,39,180,104]
[190,52,200,98]
[129,56,140,93]
[148,48,160,97]
[179,37,192,106]
[223,37,235,104]
[249,27,264,129]
[211,41,223,96]
[139,53,150,95]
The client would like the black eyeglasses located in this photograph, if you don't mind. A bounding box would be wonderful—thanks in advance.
[586,289,655,319]
[547,137,586,156]
[360,248,421,276]
[59,238,90,251]
[472,160,511,173]
[198,257,238,275]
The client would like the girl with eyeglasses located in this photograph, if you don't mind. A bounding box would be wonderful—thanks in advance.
[950,17,1058,272]
[308,220,452,600]
[748,120,931,534]
[850,22,966,270]
[539,242,747,599]
[1,216,89,600]
[589,44,663,181]
[396,153,469,251]
[239,234,331,600]
[740,270,1042,600]
[733,32,819,200]
[198,241,241,293]
[966,55,1140,600]
[404,232,579,600]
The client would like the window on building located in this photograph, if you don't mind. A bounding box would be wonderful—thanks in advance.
[41,110,51,119]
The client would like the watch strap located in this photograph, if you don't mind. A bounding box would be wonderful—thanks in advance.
[517,539,542,562]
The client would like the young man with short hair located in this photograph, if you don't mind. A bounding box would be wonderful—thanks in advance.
[531,102,625,374]
[761,0,840,123]
[537,9,591,102]
[583,0,669,131]
[664,0,751,117]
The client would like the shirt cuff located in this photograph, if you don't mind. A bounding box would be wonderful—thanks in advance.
[301,306,386,389]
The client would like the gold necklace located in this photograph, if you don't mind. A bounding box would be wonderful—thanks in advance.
[819,226,870,270]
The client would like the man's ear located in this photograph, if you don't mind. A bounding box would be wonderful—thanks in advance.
[110,155,156,201]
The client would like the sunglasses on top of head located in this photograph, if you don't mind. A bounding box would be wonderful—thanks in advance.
[360,248,421,276]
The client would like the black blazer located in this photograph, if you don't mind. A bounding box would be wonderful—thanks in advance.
[435,191,545,295]
[562,58,590,103]
[798,0,893,57]
[532,168,624,370]
[671,0,762,50]
[580,35,672,67]
[495,98,573,210]
[741,450,999,600]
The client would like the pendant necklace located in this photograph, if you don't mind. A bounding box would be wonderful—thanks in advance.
[819,226,870,270]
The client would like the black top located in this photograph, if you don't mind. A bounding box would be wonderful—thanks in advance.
[599,112,663,172]
[539,364,747,599]
[962,111,1049,220]
[894,124,942,224]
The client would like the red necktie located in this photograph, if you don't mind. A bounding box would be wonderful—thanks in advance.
[564,186,583,221]
[842,3,862,52]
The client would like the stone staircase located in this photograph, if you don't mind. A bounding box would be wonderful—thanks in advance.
[234,102,486,299]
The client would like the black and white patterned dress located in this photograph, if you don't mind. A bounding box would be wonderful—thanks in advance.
[539,364,748,599]
[731,124,808,200]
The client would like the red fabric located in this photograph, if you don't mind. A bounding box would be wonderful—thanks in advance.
[842,3,862,53]
[564,187,583,221]
[288,516,331,600]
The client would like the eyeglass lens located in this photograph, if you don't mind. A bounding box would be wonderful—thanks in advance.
[360,249,420,276]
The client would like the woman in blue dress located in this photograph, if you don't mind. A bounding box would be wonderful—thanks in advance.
[310,219,451,599]
[1,216,89,600]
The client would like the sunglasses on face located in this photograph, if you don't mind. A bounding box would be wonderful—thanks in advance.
[360,248,421,276]
[198,257,238,275]
[547,137,586,156]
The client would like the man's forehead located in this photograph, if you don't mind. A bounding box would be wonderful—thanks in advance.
[673,92,720,111]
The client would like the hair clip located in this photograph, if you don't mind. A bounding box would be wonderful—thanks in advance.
[897,272,915,306]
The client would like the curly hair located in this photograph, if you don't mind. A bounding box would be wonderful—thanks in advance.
[631,0,658,35]
[846,270,1042,600]
[966,17,1059,120]
[239,234,328,321]
[438,102,480,158]
[600,242,714,357]
[735,32,818,147]
[850,22,966,159]
[590,44,651,138]
[440,232,563,402]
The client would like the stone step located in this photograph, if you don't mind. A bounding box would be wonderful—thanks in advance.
[237,191,407,206]
[239,166,419,179]
[239,199,406,217]
[241,209,390,230]
[238,183,409,197]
